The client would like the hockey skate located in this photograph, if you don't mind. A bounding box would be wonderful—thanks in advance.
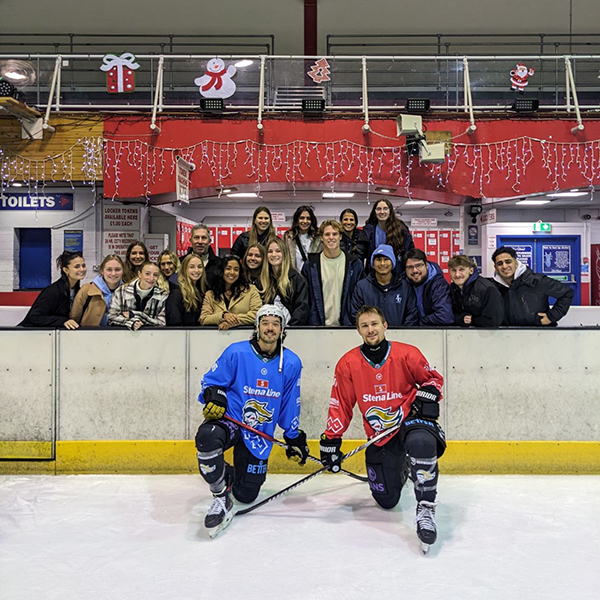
[205,491,233,539]
[415,500,437,555]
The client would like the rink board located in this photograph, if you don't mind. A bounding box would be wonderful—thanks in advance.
[1,328,599,471]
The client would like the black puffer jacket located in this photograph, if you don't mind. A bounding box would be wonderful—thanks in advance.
[491,265,574,326]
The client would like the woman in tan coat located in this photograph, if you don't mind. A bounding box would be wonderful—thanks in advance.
[70,255,124,326]
[200,254,262,330]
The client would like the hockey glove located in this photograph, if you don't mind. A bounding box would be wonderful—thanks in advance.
[284,429,310,465]
[412,385,440,421]
[202,386,227,421]
[320,434,343,473]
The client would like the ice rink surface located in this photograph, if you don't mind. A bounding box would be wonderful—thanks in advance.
[1,473,599,600]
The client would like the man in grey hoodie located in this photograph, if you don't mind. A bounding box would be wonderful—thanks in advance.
[403,248,453,326]
[491,246,573,326]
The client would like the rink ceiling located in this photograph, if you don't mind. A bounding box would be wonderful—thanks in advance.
[0,328,599,474]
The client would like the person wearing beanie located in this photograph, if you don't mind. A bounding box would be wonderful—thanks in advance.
[350,244,419,326]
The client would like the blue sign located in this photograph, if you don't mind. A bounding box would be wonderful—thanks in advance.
[467,225,479,246]
[64,230,83,253]
[0,193,74,211]
[510,244,533,268]
[542,244,571,274]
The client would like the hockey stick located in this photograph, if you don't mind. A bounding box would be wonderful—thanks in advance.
[236,422,403,516]
[224,415,368,483]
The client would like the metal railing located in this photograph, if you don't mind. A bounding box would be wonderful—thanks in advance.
[1,52,599,134]
[326,33,600,56]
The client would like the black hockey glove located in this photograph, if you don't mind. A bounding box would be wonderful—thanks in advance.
[320,435,343,473]
[202,386,227,421]
[284,429,310,465]
[412,385,440,421]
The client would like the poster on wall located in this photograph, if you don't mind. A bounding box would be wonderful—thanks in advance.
[64,230,83,253]
[102,231,139,257]
[103,205,140,230]
[176,219,195,257]
[541,244,571,274]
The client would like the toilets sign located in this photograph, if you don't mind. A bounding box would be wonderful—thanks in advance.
[0,193,74,211]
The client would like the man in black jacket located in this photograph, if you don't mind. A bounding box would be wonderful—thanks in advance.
[491,246,574,326]
[301,220,364,326]
[449,255,503,327]
[188,224,222,284]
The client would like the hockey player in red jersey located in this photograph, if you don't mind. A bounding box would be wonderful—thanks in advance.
[320,305,446,553]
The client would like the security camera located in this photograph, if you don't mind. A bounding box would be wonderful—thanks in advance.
[468,204,482,224]
[582,213,592,220]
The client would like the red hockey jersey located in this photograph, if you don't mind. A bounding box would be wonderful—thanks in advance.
[324,341,443,446]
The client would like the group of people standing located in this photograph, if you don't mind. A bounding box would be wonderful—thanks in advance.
[19,199,574,330]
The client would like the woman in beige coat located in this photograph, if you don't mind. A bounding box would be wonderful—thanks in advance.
[70,255,124,326]
[200,254,262,330]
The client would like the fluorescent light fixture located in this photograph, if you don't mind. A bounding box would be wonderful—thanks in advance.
[226,192,258,198]
[11,182,23,187]
[3,71,26,81]
[516,200,551,205]
[404,200,432,205]
[322,192,355,199]
[376,188,393,193]
[234,60,254,68]
[546,192,587,198]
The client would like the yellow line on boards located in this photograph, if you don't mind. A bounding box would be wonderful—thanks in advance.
[0,440,598,475]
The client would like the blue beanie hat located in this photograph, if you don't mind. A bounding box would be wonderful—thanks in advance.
[371,244,396,269]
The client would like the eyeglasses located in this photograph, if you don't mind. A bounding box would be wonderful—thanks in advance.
[406,262,426,271]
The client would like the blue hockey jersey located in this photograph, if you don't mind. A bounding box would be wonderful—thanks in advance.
[199,340,303,459]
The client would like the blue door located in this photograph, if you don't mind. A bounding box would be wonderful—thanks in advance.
[496,235,581,305]
[19,228,51,289]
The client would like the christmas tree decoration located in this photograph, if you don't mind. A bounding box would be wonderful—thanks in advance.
[100,53,140,94]
[510,63,535,93]
[194,58,237,99]
[307,58,331,84]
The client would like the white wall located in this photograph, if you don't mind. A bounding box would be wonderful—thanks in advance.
[0,188,101,292]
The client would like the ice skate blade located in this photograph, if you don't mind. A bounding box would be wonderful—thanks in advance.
[420,541,430,555]
[207,513,233,539]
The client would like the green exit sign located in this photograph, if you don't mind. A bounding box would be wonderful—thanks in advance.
[533,222,552,232]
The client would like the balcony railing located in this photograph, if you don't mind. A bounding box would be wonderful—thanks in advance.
[1,52,598,133]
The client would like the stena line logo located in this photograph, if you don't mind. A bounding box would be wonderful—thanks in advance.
[0,193,74,210]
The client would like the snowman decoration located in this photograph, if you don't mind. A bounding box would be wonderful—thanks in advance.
[195,58,237,99]
[510,63,535,94]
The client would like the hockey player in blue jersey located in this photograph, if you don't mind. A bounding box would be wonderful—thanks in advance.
[196,304,310,537]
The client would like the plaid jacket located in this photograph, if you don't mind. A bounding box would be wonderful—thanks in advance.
[108,280,168,329]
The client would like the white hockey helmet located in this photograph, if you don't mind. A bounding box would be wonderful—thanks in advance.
[255,304,285,331]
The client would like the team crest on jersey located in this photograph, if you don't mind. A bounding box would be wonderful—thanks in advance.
[365,405,403,433]
[243,399,274,428]
[375,373,383,381]
[374,384,387,394]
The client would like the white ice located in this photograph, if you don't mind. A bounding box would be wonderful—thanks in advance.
[1,474,599,600]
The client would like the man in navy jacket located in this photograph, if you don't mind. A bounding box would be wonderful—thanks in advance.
[301,220,364,326]
[402,248,453,326]
[351,244,419,326]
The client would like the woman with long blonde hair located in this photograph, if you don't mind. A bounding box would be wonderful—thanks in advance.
[166,253,207,326]
[261,237,309,325]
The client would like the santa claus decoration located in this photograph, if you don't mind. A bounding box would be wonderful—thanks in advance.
[510,63,535,94]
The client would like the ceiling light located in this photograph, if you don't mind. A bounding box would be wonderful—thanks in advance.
[234,60,254,68]
[322,192,355,199]
[226,192,258,198]
[516,200,551,205]
[404,200,432,205]
[11,182,23,187]
[3,71,26,81]
[375,187,394,194]
[546,192,587,198]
